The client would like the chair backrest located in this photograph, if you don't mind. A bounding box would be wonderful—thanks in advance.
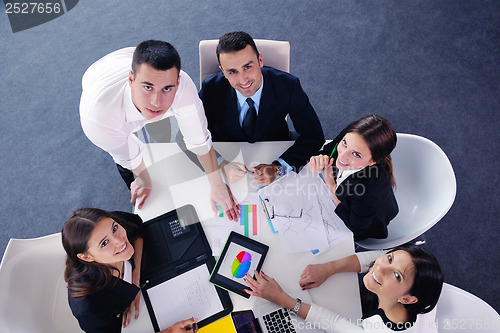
[356,133,456,249]
[0,233,83,332]
[436,283,500,332]
[199,39,290,86]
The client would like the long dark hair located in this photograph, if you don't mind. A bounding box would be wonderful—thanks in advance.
[347,115,397,188]
[391,244,444,315]
[62,208,133,298]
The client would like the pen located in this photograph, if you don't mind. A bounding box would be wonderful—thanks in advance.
[229,163,254,174]
[302,282,314,290]
[322,142,338,172]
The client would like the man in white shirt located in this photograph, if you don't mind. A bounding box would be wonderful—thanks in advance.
[80,40,239,219]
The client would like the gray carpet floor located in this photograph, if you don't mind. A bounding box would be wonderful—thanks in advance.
[1,0,498,313]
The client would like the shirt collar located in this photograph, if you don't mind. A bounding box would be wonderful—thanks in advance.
[236,76,264,111]
[336,167,365,185]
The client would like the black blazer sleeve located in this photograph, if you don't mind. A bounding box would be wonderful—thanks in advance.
[199,68,325,171]
[277,73,325,171]
[335,166,399,240]
[69,277,140,333]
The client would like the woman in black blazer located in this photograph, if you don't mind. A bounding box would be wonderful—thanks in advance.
[62,208,196,333]
[309,115,398,241]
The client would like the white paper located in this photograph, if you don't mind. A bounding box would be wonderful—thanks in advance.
[314,178,353,253]
[146,264,223,331]
[203,192,261,255]
[258,166,352,253]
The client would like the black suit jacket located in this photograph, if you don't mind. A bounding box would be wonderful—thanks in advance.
[69,276,139,333]
[320,131,399,241]
[199,66,325,171]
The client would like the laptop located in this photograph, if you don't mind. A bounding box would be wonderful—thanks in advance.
[232,290,325,333]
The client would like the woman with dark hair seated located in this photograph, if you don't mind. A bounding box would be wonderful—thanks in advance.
[309,115,399,241]
[245,244,443,332]
[62,208,196,333]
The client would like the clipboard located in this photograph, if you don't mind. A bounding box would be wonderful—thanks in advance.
[140,205,233,331]
[258,195,278,233]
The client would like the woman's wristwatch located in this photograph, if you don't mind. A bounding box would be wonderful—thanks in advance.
[290,298,302,316]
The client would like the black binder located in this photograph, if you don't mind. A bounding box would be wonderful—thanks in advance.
[140,205,233,331]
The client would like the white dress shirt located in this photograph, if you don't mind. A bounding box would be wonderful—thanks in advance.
[80,47,212,170]
[235,78,263,126]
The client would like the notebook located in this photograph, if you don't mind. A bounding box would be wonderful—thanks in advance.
[140,205,233,331]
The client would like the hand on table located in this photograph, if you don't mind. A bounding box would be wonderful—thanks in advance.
[251,164,277,185]
[244,270,293,307]
[160,318,198,333]
[221,160,248,183]
[210,182,240,221]
[299,263,333,290]
[122,291,141,328]
[130,177,152,209]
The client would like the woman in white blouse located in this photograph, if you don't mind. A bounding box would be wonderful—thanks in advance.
[245,244,443,332]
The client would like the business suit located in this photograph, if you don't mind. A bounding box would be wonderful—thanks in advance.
[199,66,325,171]
[320,132,399,241]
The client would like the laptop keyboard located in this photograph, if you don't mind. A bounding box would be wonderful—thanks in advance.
[263,308,296,333]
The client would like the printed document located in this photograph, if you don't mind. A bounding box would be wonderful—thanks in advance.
[147,264,223,330]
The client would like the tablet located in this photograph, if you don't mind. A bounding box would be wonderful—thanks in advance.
[209,231,269,298]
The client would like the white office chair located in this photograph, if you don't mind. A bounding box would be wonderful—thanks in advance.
[198,38,290,86]
[356,133,457,250]
[436,283,500,332]
[0,233,83,332]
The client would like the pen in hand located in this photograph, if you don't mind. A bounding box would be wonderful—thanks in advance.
[229,163,254,174]
[322,142,338,172]
[186,320,198,332]
[302,282,314,290]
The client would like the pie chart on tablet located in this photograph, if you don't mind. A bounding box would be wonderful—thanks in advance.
[231,251,252,278]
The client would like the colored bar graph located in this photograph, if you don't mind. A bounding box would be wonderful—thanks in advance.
[252,204,258,236]
[216,204,259,239]
[236,205,256,237]
[243,206,249,237]
[239,206,244,226]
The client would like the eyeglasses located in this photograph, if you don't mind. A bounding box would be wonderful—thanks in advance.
[262,198,303,219]
[271,206,303,219]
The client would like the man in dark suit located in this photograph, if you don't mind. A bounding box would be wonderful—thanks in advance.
[199,31,325,185]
